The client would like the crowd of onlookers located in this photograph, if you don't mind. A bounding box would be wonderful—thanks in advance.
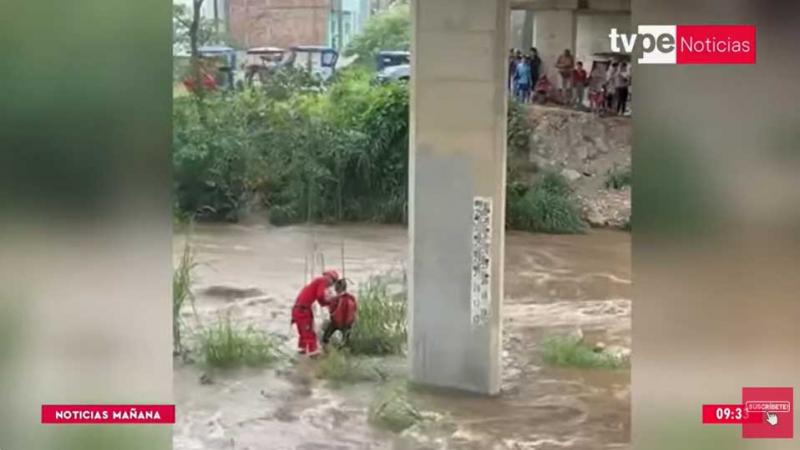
[508,47,631,116]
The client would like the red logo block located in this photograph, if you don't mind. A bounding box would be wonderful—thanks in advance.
[676,25,756,64]
[41,404,175,424]
[742,387,793,439]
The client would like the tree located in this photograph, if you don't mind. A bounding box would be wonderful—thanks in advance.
[172,2,229,53]
[345,3,410,67]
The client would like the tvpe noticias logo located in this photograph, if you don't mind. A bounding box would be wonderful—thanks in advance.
[609,25,756,64]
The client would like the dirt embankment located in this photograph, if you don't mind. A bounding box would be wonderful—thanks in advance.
[524,106,631,228]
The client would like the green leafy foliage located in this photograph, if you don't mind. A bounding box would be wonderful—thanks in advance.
[345,4,410,66]
[540,335,627,369]
[198,314,283,368]
[348,276,407,356]
[172,70,408,223]
[506,171,587,234]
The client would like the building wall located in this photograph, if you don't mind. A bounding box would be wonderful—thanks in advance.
[227,0,329,49]
[328,0,368,49]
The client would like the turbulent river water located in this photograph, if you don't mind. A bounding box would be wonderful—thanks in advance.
[173,222,630,450]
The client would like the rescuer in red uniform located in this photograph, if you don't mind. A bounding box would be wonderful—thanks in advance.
[291,270,339,355]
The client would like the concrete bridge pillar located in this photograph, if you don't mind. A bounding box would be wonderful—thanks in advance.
[533,9,577,79]
[408,0,509,395]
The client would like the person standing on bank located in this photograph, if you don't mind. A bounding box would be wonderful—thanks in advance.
[572,61,588,108]
[555,49,575,104]
[528,47,542,102]
[615,62,631,115]
[513,56,532,103]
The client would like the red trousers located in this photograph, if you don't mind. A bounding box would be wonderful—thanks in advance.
[292,306,318,354]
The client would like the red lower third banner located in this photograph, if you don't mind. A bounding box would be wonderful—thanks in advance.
[41,404,175,424]
[702,404,762,424]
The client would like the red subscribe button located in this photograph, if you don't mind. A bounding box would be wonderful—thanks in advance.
[41,404,175,424]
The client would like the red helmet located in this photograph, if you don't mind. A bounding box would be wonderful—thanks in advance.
[322,270,340,281]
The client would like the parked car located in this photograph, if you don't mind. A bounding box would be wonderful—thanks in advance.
[376,50,410,72]
[375,64,410,84]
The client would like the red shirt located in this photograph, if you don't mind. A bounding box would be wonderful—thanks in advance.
[329,293,357,327]
[294,276,330,308]
[573,68,588,85]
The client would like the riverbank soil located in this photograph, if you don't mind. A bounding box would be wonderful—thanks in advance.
[524,106,631,228]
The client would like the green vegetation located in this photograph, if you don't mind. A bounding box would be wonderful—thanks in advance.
[345,3,410,65]
[540,335,627,369]
[605,166,631,190]
[507,171,587,234]
[173,68,408,223]
[507,99,532,158]
[173,240,198,355]
[174,43,588,234]
[369,382,423,432]
[314,347,385,385]
[348,276,407,356]
[198,314,283,368]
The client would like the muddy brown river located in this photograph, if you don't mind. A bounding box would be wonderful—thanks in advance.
[173,223,630,450]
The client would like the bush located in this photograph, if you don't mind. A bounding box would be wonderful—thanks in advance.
[198,315,283,368]
[507,99,532,158]
[605,166,631,190]
[172,71,409,224]
[348,276,407,356]
[368,383,423,432]
[172,93,270,221]
[540,335,626,369]
[507,171,587,234]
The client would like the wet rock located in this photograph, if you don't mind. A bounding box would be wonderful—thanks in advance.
[580,188,631,229]
[199,373,214,385]
[244,295,274,306]
[593,342,607,353]
[561,169,582,182]
[272,405,298,423]
[584,201,608,227]
[605,345,631,361]
[201,285,264,300]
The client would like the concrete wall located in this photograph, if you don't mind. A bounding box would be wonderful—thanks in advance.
[227,0,328,48]
[409,0,507,395]
[575,12,631,66]
[533,9,576,79]
[510,10,526,50]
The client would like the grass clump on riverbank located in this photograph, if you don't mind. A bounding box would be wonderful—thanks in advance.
[348,276,407,356]
[173,241,197,355]
[198,315,282,368]
[369,383,423,432]
[605,166,631,190]
[507,171,587,234]
[540,335,626,369]
[315,347,385,385]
